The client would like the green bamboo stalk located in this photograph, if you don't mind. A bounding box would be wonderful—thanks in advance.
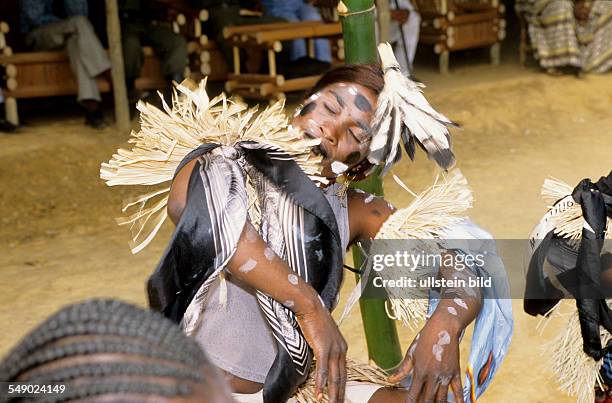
[339,0,403,372]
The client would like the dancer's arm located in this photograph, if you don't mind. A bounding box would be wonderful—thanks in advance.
[168,160,347,403]
[348,189,482,403]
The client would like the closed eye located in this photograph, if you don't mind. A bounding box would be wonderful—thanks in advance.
[323,102,339,115]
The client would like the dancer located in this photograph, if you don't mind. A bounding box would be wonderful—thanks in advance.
[0,299,235,403]
[101,43,512,402]
[525,171,612,402]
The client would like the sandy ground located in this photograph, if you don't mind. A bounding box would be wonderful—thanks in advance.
[1,56,611,402]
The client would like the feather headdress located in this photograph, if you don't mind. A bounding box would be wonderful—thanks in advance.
[100,79,323,253]
[369,43,457,175]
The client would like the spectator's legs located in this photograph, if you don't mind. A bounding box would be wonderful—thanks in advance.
[25,16,110,128]
[297,2,331,63]
[121,25,144,94]
[143,25,187,84]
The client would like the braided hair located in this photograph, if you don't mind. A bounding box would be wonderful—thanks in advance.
[0,299,218,402]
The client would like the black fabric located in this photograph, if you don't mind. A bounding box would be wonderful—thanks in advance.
[524,171,612,362]
[147,142,343,402]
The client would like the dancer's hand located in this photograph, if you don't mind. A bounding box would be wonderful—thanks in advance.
[296,303,347,403]
[389,313,464,403]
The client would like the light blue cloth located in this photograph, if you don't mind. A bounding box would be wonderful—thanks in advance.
[431,219,514,402]
[261,0,332,62]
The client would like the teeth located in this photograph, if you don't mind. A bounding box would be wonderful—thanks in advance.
[331,161,349,174]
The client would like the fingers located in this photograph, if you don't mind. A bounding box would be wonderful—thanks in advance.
[421,379,438,403]
[404,373,423,403]
[451,375,465,403]
[338,340,347,403]
[387,355,413,383]
[327,339,348,403]
[435,380,450,403]
[314,352,328,401]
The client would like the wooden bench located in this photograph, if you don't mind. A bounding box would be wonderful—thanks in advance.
[223,21,343,102]
[0,1,215,125]
[414,0,506,74]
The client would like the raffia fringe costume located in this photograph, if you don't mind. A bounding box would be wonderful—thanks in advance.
[101,44,512,403]
[525,173,612,402]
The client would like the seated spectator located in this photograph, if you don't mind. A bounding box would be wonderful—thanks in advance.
[388,0,420,74]
[191,0,288,71]
[517,0,612,74]
[19,0,111,129]
[0,299,235,403]
[119,0,188,104]
[261,0,332,63]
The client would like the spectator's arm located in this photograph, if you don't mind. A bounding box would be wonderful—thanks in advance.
[63,0,89,17]
[20,0,60,30]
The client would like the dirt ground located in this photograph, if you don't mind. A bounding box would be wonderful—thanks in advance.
[1,55,611,402]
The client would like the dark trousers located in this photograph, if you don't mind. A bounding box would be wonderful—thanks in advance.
[122,22,188,85]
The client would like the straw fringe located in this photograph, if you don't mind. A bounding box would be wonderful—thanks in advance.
[542,301,612,403]
[541,177,611,240]
[100,79,324,253]
[338,170,473,327]
[293,358,396,402]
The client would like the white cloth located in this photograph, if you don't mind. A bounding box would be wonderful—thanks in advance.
[389,0,420,73]
[233,381,383,403]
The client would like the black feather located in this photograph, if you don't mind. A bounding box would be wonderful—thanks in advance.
[401,126,415,161]
[430,149,456,170]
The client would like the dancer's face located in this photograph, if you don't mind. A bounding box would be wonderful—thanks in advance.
[291,82,377,179]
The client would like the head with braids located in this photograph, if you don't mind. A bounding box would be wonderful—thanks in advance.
[0,299,234,403]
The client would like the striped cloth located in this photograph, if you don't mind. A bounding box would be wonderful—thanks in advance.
[517,0,612,73]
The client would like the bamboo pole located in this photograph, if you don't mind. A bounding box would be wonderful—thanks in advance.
[376,0,391,43]
[340,0,403,373]
[105,0,131,133]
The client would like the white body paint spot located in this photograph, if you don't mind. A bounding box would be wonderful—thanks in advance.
[315,249,323,262]
[364,194,375,204]
[437,330,451,345]
[294,108,302,117]
[288,274,299,285]
[348,86,358,95]
[283,300,295,308]
[408,341,417,357]
[309,93,320,101]
[318,295,326,308]
[331,161,348,175]
[432,344,444,361]
[447,306,457,316]
[238,259,257,273]
[454,298,468,310]
[246,228,257,242]
[264,247,275,261]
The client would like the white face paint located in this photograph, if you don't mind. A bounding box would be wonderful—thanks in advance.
[264,247,275,261]
[238,259,257,273]
[348,86,358,95]
[283,300,295,308]
[288,274,299,285]
[432,344,444,362]
[454,298,468,310]
[447,306,457,316]
[364,194,375,204]
[294,107,302,117]
[309,93,320,101]
[330,161,349,175]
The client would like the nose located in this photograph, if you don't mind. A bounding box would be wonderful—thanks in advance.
[319,125,337,146]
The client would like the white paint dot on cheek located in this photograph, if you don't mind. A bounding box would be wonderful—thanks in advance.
[447,306,457,316]
[437,330,451,345]
[364,194,375,204]
[348,86,358,95]
[432,344,444,362]
[308,119,317,127]
[238,259,257,273]
[331,161,348,175]
[288,274,299,285]
[454,297,468,310]
[283,300,295,308]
